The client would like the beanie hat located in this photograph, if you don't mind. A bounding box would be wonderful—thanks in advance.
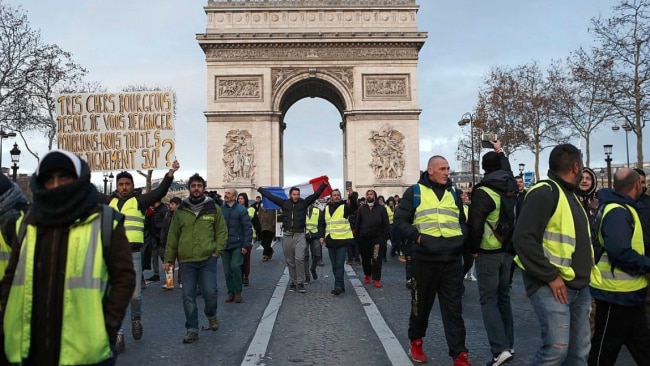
[36,150,82,183]
[0,173,12,194]
[116,171,134,184]
[170,197,182,205]
[481,151,501,174]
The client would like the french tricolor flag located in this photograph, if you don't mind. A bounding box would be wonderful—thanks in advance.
[261,175,332,209]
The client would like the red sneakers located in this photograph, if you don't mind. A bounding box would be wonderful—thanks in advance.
[454,351,471,366]
[373,280,382,288]
[409,339,428,363]
[364,275,371,284]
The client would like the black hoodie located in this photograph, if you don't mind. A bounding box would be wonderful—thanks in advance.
[393,171,467,262]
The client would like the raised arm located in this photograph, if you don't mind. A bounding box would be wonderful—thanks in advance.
[257,186,286,206]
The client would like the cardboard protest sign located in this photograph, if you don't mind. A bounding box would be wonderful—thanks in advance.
[54,91,175,172]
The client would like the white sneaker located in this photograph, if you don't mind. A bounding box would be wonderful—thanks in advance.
[487,350,513,366]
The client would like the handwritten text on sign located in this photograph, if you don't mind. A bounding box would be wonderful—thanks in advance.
[55,91,175,172]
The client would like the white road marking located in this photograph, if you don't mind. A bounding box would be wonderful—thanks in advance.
[344,264,412,365]
[241,267,289,366]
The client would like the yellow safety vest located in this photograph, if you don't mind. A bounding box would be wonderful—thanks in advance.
[477,186,502,251]
[325,204,353,240]
[514,180,601,285]
[306,208,320,235]
[110,197,144,243]
[412,185,462,238]
[247,207,256,237]
[0,227,11,281]
[591,203,647,292]
[386,205,394,225]
[5,212,113,365]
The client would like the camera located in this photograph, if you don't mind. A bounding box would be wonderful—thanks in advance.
[481,134,498,148]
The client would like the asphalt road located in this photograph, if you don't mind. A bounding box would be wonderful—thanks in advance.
[117,241,635,366]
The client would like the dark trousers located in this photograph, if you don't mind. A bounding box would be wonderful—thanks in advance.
[358,237,387,280]
[403,240,414,280]
[408,258,467,358]
[346,238,359,262]
[588,299,650,365]
[261,230,275,257]
[389,225,402,255]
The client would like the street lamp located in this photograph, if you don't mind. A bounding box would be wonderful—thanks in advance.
[0,130,17,170]
[599,168,605,189]
[518,163,525,176]
[604,144,613,188]
[9,143,20,182]
[103,171,109,194]
[108,172,114,193]
[458,112,475,188]
[612,124,632,167]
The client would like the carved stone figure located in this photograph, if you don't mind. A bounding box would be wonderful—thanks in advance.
[223,129,255,181]
[368,124,405,179]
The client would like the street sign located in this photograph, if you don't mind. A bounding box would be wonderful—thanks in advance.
[524,171,534,185]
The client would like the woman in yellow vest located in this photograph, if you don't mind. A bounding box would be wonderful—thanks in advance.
[319,188,358,295]
[1,150,135,365]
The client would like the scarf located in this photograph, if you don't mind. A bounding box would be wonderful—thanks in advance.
[184,195,213,217]
[0,183,29,224]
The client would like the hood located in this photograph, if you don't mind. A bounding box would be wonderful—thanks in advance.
[417,170,451,190]
[479,169,515,194]
[597,188,640,209]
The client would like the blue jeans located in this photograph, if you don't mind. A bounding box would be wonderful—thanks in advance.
[476,252,514,354]
[530,284,591,365]
[179,256,219,333]
[328,246,347,290]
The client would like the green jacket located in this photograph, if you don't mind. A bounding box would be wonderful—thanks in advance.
[165,197,228,263]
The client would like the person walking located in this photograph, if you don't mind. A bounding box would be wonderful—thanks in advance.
[238,192,254,286]
[588,168,650,365]
[304,204,322,283]
[146,200,168,283]
[1,149,135,365]
[394,155,471,365]
[100,160,179,352]
[223,189,253,303]
[258,202,276,262]
[160,197,182,289]
[355,189,390,288]
[258,180,329,293]
[513,144,601,365]
[163,173,228,344]
[467,142,516,366]
[319,188,358,295]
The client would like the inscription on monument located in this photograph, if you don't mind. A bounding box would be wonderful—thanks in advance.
[216,76,263,100]
[363,74,410,100]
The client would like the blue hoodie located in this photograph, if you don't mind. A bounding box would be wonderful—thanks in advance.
[590,188,650,307]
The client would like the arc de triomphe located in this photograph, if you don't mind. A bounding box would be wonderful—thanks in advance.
[197,0,427,196]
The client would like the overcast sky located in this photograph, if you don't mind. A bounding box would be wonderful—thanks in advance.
[8,0,645,190]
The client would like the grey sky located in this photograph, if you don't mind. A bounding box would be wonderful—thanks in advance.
[9,0,642,190]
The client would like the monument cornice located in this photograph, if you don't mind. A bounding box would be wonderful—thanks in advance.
[205,0,417,9]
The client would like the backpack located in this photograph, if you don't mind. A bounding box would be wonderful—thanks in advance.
[475,178,518,255]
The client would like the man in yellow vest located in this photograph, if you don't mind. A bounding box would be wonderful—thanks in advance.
[100,160,179,352]
[513,144,600,365]
[588,168,650,364]
[1,150,135,365]
[467,142,516,366]
[393,155,471,365]
[319,188,358,295]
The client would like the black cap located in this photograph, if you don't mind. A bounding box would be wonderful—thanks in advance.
[170,197,182,205]
[482,151,501,174]
[116,171,134,184]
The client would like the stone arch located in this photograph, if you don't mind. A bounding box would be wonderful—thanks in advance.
[199,0,427,198]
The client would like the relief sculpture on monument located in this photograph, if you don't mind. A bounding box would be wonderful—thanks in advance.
[223,129,255,182]
[369,124,405,179]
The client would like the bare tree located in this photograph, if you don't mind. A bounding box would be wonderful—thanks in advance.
[591,0,650,168]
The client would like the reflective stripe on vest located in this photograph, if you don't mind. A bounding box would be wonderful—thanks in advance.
[325,205,353,240]
[306,208,320,235]
[514,180,601,285]
[477,186,501,250]
[591,203,647,292]
[110,196,144,243]
[412,184,462,237]
[5,212,112,364]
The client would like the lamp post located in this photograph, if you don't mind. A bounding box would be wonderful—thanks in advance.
[612,124,632,167]
[0,130,17,170]
[518,163,525,176]
[9,143,20,182]
[458,112,475,188]
[604,144,613,188]
[599,168,605,189]
[108,172,114,193]
[103,171,109,194]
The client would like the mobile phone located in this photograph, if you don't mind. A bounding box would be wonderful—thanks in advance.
[481,134,497,148]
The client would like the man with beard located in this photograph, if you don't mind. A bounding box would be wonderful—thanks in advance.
[319,188,358,295]
[100,161,179,352]
[513,144,601,365]
[355,189,390,288]
[2,150,135,365]
[164,173,228,343]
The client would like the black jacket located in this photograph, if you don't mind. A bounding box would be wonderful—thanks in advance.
[355,203,390,240]
[513,171,592,297]
[393,171,467,262]
[258,182,328,233]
